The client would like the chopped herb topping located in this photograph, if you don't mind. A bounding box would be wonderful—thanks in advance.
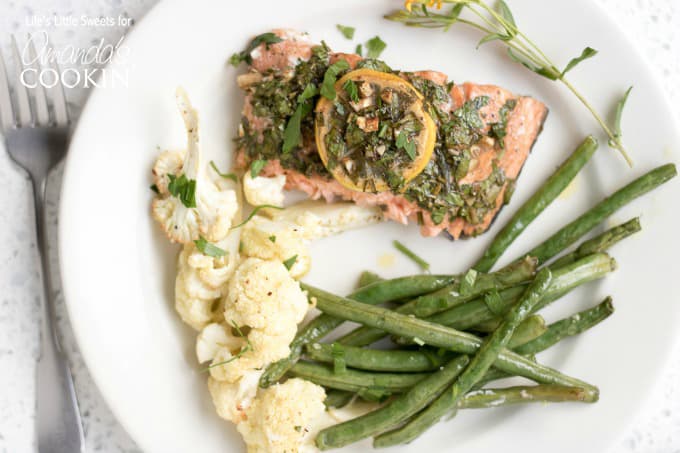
[167,174,196,208]
[490,99,518,149]
[194,236,227,258]
[229,32,283,66]
[320,60,351,100]
[365,36,387,58]
[150,184,160,194]
[294,425,303,433]
[231,204,284,230]
[331,343,346,374]
[355,44,363,56]
[250,159,268,178]
[210,160,238,182]
[336,24,355,40]
[460,269,478,296]
[283,254,298,271]
[202,321,253,371]
[342,79,359,103]
[268,235,276,243]
[393,240,430,271]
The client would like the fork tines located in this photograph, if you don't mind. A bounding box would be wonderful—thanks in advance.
[0,33,69,131]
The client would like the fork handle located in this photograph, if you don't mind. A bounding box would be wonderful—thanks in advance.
[31,176,85,453]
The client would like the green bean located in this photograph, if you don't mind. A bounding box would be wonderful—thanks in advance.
[324,389,355,409]
[474,136,598,273]
[337,257,537,347]
[306,343,449,373]
[506,315,547,348]
[303,284,599,397]
[259,274,455,387]
[358,271,383,288]
[389,269,553,445]
[524,163,676,265]
[427,253,615,331]
[515,297,614,356]
[549,217,640,269]
[315,356,470,450]
[289,362,428,396]
[373,385,591,448]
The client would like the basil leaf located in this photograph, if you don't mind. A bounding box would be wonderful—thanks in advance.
[365,36,387,58]
[167,174,197,208]
[209,161,237,182]
[283,254,298,271]
[320,60,351,100]
[336,24,355,40]
[561,47,598,77]
[229,32,283,66]
[194,236,227,258]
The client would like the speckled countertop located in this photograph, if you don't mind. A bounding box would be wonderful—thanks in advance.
[0,1,678,452]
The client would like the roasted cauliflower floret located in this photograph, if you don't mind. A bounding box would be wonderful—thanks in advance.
[243,172,286,207]
[237,378,327,453]
[205,258,309,383]
[207,371,262,424]
[224,257,308,331]
[175,240,239,331]
[151,87,238,243]
[264,201,384,240]
[240,216,311,279]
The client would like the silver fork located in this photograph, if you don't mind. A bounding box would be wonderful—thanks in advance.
[0,35,84,453]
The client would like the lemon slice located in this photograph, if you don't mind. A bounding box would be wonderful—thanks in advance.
[315,68,436,193]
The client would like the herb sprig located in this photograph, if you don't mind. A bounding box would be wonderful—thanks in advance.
[202,321,253,371]
[386,0,634,166]
[167,174,197,208]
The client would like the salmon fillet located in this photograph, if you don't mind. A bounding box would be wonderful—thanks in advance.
[235,29,548,238]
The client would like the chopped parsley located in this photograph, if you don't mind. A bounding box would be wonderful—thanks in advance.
[194,236,227,258]
[150,183,160,194]
[393,240,430,271]
[229,32,283,66]
[320,59,350,100]
[283,84,318,153]
[250,159,268,178]
[365,36,387,58]
[283,254,298,271]
[396,130,417,161]
[342,79,359,103]
[268,235,276,243]
[336,24,355,40]
[209,161,237,182]
[489,99,517,149]
[167,174,196,208]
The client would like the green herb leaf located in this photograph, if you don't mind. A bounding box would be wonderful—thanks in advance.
[355,44,363,56]
[609,86,633,147]
[496,0,517,34]
[209,161,238,182]
[150,184,160,194]
[298,83,319,103]
[283,254,298,271]
[506,48,559,80]
[343,79,359,103]
[336,24,356,40]
[294,426,303,433]
[230,204,284,230]
[167,174,197,208]
[404,139,417,161]
[202,320,253,371]
[320,60,351,100]
[282,106,304,153]
[250,159,268,178]
[477,32,509,48]
[229,32,283,66]
[194,236,227,258]
[460,269,478,296]
[366,36,387,58]
[489,99,517,149]
[268,235,277,243]
[561,47,598,77]
[331,343,347,374]
[393,240,430,271]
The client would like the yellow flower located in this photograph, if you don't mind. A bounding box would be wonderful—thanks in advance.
[404,0,442,12]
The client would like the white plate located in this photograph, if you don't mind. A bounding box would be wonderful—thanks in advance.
[59,0,680,452]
